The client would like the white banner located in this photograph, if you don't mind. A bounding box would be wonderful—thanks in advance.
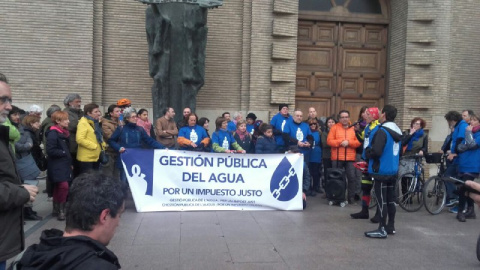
[121,149,304,212]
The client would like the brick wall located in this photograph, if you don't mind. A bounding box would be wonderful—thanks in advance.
[0,0,94,105]
[450,2,480,112]
[387,0,408,128]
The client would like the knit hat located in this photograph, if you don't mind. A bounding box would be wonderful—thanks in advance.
[367,107,379,120]
[246,113,257,121]
[278,104,288,111]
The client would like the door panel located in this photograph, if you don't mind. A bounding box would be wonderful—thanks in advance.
[296,20,387,118]
[296,98,333,121]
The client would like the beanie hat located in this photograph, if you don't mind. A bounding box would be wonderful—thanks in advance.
[246,113,257,121]
[367,107,379,120]
[278,104,288,111]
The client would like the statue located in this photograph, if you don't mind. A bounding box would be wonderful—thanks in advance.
[137,0,224,122]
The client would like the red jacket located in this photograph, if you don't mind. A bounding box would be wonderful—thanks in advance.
[327,122,361,161]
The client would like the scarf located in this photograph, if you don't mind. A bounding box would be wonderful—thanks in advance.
[473,125,480,134]
[85,115,103,144]
[136,118,152,136]
[407,128,424,151]
[235,129,249,141]
[50,125,70,137]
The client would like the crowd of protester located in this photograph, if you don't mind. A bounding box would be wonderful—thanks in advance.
[3,70,480,268]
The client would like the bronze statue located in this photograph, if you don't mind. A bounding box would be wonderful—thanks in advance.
[137,0,223,122]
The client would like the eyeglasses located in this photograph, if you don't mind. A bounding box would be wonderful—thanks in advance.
[339,116,350,119]
[413,122,421,125]
[0,96,13,105]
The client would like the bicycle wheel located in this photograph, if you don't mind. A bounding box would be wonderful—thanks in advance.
[396,173,424,212]
[369,187,378,209]
[422,176,446,215]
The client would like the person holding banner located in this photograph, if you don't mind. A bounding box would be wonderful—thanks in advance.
[108,108,164,183]
[177,113,210,151]
[234,120,254,153]
[211,117,245,153]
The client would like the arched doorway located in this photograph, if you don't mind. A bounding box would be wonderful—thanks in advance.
[296,0,389,120]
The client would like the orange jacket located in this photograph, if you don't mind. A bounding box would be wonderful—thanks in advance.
[327,122,361,161]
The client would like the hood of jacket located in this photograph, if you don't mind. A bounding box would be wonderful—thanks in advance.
[18,229,120,269]
[381,121,402,142]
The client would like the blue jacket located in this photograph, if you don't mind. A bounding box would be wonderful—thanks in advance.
[108,123,164,168]
[458,129,480,173]
[255,135,277,154]
[270,113,292,147]
[451,120,469,164]
[178,125,209,150]
[284,120,312,155]
[366,122,402,178]
[309,130,322,163]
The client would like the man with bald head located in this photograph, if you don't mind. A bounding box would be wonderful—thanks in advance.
[0,77,39,270]
[306,107,326,132]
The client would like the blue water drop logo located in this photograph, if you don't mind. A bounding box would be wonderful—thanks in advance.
[270,157,299,201]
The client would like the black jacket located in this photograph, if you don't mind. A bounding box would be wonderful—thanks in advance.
[13,229,120,270]
[46,127,72,183]
[0,125,30,262]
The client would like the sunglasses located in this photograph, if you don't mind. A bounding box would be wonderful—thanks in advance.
[309,123,318,126]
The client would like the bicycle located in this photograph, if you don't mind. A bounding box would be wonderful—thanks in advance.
[422,153,447,215]
[396,154,425,212]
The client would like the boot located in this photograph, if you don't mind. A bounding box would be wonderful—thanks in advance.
[364,226,387,239]
[52,202,59,217]
[350,206,369,219]
[386,223,396,235]
[57,203,66,221]
[370,210,381,223]
[456,211,466,222]
[464,206,476,219]
[24,207,42,221]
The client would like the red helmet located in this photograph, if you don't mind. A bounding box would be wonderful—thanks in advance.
[354,161,368,173]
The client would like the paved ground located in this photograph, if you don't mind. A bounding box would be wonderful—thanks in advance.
[15,180,480,269]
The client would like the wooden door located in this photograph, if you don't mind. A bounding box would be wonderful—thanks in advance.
[296,21,387,120]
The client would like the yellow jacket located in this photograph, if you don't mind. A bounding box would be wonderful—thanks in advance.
[76,117,105,162]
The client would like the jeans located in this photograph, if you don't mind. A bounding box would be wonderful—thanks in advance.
[443,163,458,200]
[308,162,321,190]
[332,160,357,200]
[0,261,6,270]
[78,161,100,175]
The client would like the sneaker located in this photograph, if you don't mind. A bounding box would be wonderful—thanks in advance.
[449,206,458,214]
[445,199,459,207]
